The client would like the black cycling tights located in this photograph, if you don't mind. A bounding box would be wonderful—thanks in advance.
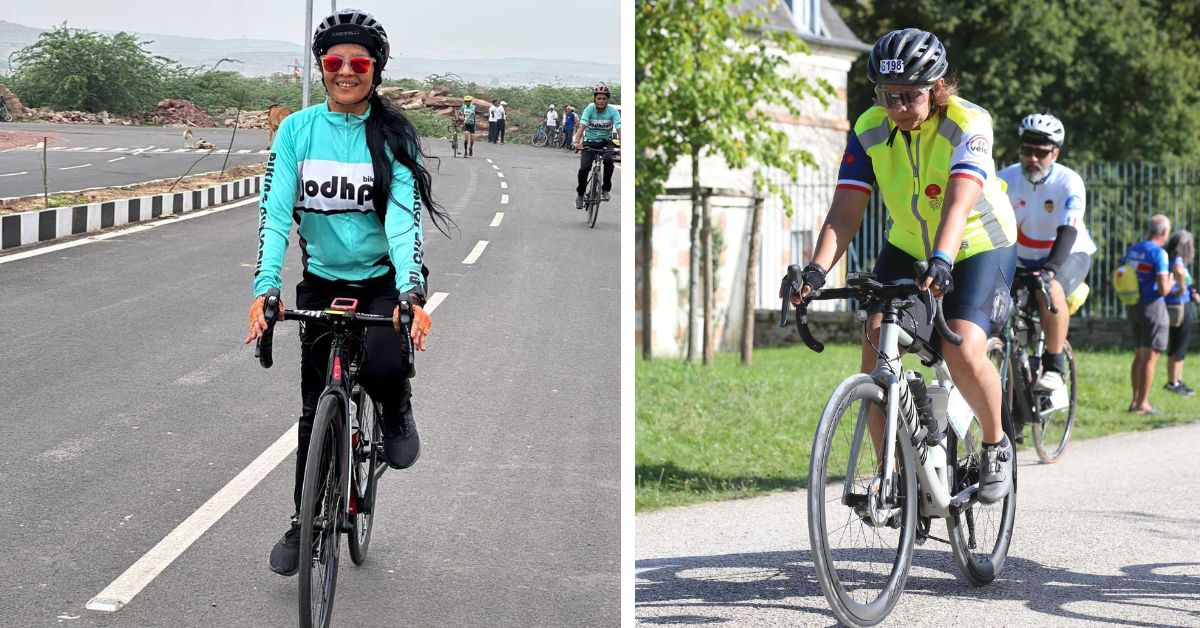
[577,140,615,196]
[292,272,413,511]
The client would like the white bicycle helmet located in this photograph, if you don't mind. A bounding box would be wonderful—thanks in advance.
[1019,113,1065,146]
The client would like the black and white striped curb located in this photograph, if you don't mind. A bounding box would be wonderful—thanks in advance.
[0,175,262,251]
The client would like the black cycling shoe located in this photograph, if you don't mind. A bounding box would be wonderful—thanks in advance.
[381,407,420,469]
[269,518,302,576]
[575,196,584,210]
[601,190,611,202]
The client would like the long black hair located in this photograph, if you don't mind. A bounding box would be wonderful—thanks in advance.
[362,91,453,236]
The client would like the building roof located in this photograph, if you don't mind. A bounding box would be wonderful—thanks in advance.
[736,0,871,53]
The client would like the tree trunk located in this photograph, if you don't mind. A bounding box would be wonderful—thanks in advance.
[641,200,654,361]
[742,195,764,365]
[687,147,701,363]
[703,192,714,366]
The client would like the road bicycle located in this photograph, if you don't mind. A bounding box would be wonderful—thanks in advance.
[449,123,459,158]
[781,264,1017,627]
[580,145,614,228]
[0,99,11,123]
[256,288,413,628]
[548,127,566,149]
[990,268,1077,463]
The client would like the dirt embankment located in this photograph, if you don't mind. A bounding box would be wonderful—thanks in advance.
[0,163,266,216]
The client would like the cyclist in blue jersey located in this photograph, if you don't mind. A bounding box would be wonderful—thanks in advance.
[243,8,452,577]
[574,83,621,208]
[456,95,477,157]
[1122,214,1175,415]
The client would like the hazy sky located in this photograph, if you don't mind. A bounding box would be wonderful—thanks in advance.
[9,1,620,64]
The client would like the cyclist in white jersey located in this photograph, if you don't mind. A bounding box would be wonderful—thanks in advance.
[997,113,1096,394]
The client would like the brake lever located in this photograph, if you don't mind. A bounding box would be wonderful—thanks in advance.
[779,264,802,327]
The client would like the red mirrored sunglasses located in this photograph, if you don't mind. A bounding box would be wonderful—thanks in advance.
[320,55,374,75]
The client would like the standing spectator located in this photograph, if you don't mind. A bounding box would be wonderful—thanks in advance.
[487,101,499,143]
[1125,214,1176,415]
[1164,230,1200,396]
[561,105,577,151]
[497,101,507,143]
[545,105,558,146]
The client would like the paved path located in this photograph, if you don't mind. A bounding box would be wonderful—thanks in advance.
[0,140,620,627]
[637,422,1200,626]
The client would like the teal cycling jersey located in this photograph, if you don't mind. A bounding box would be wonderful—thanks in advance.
[580,103,620,143]
[253,102,425,298]
[460,103,476,126]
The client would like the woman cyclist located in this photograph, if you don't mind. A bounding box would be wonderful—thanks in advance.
[1164,230,1199,396]
[787,28,1017,503]
[243,8,451,576]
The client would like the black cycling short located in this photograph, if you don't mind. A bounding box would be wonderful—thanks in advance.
[870,242,1017,337]
[464,123,476,134]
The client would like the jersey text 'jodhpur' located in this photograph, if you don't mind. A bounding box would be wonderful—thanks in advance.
[254,103,424,299]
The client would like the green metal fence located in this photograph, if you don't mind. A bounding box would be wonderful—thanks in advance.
[830,162,1200,319]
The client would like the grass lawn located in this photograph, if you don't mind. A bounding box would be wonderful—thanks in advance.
[636,343,1200,512]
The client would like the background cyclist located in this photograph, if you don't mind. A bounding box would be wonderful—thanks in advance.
[997,113,1096,395]
[457,95,477,157]
[573,83,621,209]
[788,28,1017,504]
[244,8,450,577]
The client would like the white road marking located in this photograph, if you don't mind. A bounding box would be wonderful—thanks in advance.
[130,146,153,155]
[462,240,489,264]
[236,149,251,154]
[48,147,66,151]
[35,142,43,149]
[67,147,87,151]
[501,194,509,204]
[0,171,27,177]
[486,158,493,164]
[173,149,190,153]
[85,423,300,612]
[424,291,448,313]
[89,147,109,152]
[59,163,92,170]
[490,212,504,226]
[153,148,171,153]
[497,172,504,178]
[500,181,508,189]
[107,157,126,163]
[110,148,128,152]
[0,197,258,265]
[491,164,499,170]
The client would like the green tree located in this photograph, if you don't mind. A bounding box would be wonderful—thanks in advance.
[636,0,833,362]
[829,0,1200,165]
[11,24,172,114]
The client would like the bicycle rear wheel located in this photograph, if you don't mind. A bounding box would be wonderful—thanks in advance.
[945,378,1017,586]
[809,374,918,627]
[348,386,384,565]
[299,395,344,628]
[531,126,545,146]
[1032,340,1076,463]
[451,132,458,157]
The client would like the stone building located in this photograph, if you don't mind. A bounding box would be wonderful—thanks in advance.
[637,0,869,358]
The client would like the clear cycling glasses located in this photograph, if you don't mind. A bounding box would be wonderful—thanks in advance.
[320,55,374,75]
[875,85,933,110]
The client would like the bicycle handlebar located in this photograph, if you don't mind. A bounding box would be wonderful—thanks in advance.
[1014,268,1058,314]
[779,261,962,352]
[254,288,403,370]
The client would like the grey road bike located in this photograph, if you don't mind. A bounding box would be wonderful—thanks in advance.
[580,145,614,228]
[991,268,1077,463]
[449,123,459,158]
[781,264,1017,627]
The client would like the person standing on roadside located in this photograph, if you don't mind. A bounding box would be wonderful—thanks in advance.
[1124,214,1175,415]
[497,100,507,143]
[487,100,499,143]
[1163,229,1200,396]
[561,105,577,151]
[545,105,559,147]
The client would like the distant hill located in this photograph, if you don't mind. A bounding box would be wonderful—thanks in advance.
[0,20,617,87]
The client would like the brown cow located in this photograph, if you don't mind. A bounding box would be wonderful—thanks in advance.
[267,105,293,146]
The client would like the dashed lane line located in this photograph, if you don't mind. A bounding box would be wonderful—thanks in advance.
[497,172,504,178]
[486,158,494,164]
[491,164,499,170]
[107,157,126,163]
[462,240,489,264]
[0,171,27,177]
[500,181,508,189]
[59,163,92,170]
[491,212,504,226]
[501,194,509,204]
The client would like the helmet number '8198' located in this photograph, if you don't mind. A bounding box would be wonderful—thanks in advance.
[880,59,904,74]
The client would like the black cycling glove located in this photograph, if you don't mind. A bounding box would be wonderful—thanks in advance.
[800,262,828,292]
[922,257,954,296]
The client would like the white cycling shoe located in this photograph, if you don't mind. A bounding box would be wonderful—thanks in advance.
[1034,369,1065,394]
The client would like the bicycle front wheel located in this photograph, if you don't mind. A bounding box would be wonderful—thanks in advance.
[809,374,918,627]
[586,165,602,228]
[1032,340,1076,463]
[299,395,344,628]
[348,387,384,565]
[945,403,1017,586]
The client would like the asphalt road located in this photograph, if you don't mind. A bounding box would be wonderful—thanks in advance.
[636,421,1200,626]
[0,139,620,627]
[0,123,271,198]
